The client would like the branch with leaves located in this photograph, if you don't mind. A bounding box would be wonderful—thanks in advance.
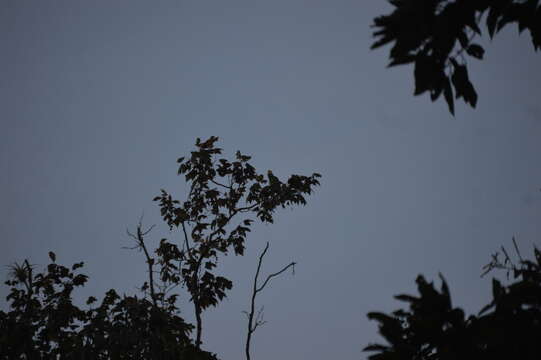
[372,0,541,114]
[365,239,541,360]
[152,136,320,348]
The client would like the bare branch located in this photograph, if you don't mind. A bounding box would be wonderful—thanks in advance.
[512,236,524,262]
[256,262,296,294]
[127,220,159,307]
[245,242,296,360]
[210,179,232,190]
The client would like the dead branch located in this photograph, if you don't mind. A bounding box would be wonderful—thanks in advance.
[127,220,158,307]
[245,242,295,360]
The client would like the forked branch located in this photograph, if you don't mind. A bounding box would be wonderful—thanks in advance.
[126,220,158,307]
[245,242,296,360]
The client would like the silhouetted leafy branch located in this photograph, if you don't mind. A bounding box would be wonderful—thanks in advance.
[364,242,541,359]
[372,0,541,114]
[153,136,320,348]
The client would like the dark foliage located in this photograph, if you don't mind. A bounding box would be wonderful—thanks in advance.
[0,255,214,359]
[153,136,320,347]
[372,0,541,114]
[364,246,541,359]
[0,137,320,358]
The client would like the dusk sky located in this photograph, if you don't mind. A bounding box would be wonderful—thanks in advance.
[1,1,540,359]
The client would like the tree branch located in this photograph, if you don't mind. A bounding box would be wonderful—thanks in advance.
[181,222,193,257]
[256,262,296,294]
[210,179,232,190]
[245,242,295,360]
[127,221,158,307]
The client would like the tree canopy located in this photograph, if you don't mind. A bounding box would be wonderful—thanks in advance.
[372,0,541,114]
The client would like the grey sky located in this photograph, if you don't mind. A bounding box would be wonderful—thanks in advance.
[1,1,540,359]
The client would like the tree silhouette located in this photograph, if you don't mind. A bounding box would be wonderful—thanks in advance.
[364,243,541,359]
[372,0,540,114]
[153,136,320,348]
[0,253,208,359]
[0,137,321,359]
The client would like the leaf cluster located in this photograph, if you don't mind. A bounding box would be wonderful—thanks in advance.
[364,246,541,359]
[372,0,541,114]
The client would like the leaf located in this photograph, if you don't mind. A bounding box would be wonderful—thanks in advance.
[367,311,396,324]
[443,77,455,115]
[73,274,88,286]
[72,262,84,270]
[388,54,416,67]
[86,296,97,305]
[414,55,432,95]
[439,273,452,309]
[394,294,418,303]
[534,246,541,266]
[466,43,485,59]
[48,251,56,262]
[451,62,478,107]
[487,6,500,38]
[364,344,389,352]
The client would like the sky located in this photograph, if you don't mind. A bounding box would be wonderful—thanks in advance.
[1,1,540,359]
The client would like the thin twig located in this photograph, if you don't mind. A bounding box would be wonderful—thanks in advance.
[256,262,296,294]
[210,179,232,189]
[512,236,524,262]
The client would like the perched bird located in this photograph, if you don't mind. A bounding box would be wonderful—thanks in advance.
[198,136,219,149]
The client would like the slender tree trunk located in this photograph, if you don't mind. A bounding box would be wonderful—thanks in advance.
[245,285,256,360]
[195,301,203,349]
[245,245,263,360]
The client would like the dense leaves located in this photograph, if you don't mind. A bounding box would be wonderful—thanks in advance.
[0,255,215,359]
[153,136,320,346]
[372,0,541,114]
[364,246,541,359]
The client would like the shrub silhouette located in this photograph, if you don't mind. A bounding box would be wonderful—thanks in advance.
[365,244,541,359]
